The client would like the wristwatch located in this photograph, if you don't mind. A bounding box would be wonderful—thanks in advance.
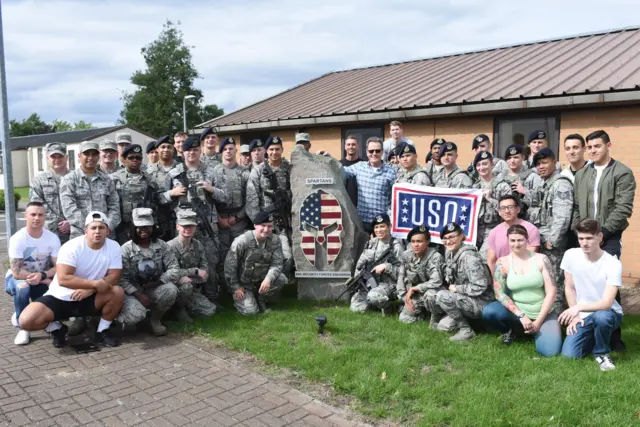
[40,272,47,281]
[517,312,526,319]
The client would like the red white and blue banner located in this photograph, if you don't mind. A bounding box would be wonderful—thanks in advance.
[391,183,483,245]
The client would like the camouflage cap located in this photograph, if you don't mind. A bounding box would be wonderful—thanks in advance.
[99,139,117,152]
[115,132,133,144]
[132,208,154,227]
[176,209,198,226]
[45,142,67,156]
[295,133,311,143]
[80,141,100,153]
[84,211,108,227]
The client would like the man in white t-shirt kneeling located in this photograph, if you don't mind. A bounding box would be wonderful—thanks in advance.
[19,211,125,348]
[559,218,624,371]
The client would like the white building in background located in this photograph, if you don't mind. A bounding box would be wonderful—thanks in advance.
[2,125,155,190]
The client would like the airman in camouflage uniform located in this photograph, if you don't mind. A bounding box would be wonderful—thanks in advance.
[224,211,287,315]
[433,142,473,189]
[239,144,252,168]
[424,138,445,185]
[200,127,222,169]
[146,136,179,240]
[530,149,574,310]
[398,225,445,324]
[500,144,543,218]
[97,139,119,174]
[350,215,404,313]
[466,134,508,181]
[435,223,494,341]
[115,132,132,169]
[166,137,228,302]
[249,138,267,172]
[117,208,180,336]
[29,142,71,244]
[395,143,432,186]
[472,151,513,260]
[60,141,120,239]
[167,209,217,322]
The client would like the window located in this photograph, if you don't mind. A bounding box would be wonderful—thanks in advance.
[494,114,560,159]
[68,150,75,170]
[37,148,44,171]
[341,125,384,160]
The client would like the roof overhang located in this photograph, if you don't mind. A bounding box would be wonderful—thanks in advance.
[198,90,640,134]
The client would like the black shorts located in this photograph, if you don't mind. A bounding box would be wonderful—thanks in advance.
[36,294,102,320]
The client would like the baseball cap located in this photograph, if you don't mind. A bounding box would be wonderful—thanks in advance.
[85,211,108,227]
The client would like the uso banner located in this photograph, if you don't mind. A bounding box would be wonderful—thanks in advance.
[391,183,483,245]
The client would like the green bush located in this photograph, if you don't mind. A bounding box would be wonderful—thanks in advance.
[0,189,21,211]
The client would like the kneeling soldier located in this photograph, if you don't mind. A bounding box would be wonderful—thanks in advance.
[436,222,494,341]
[399,225,445,325]
[225,211,287,315]
[350,214,404,313]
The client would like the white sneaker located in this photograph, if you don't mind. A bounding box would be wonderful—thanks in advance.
[595,354,616,371]
[14,329,30,345]
[11,312,19,328]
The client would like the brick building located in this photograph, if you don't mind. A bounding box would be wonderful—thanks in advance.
[198,27,640,285]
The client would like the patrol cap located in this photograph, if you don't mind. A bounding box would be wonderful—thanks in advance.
[249,139,264,151]
[438,142,458,158]
[253,211,275,225]
[99,139,117,152]
[532,147,556,167]
[132,208,154,227]
[407,224,430,242]
[145,140,157,154]
[372,213,391,226]
[504,144,524,159]
[182,136,200,152]
[527,130,547,144]
[45,142,67,156]
[218,137,236,153]
[295,133,310,144]
[264,136,282,149]
[473,150,493,167]
[239,144,250,154]
[440,222,463,239]
[398,142,416,156]
[122,144,143,158]
[115,132,133,145]
[430,138,446,149]
[176,209,198,226]
[155,135,170,146]
[200,127,217,141]
[84,211,108,227]
[472,134,490,150]
[80,141,100,153]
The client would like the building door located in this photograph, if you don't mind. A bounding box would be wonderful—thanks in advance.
[341,125,385,160]
[494,114,560,159]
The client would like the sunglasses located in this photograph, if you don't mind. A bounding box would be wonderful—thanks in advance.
[368,149,382,154]
[126,156,143,161]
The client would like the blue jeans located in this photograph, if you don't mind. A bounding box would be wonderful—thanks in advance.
[561,309,622,358]
[5,275,49,325]
[482,301,562,357]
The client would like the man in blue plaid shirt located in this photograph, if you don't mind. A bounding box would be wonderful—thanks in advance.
[344,137,397,234]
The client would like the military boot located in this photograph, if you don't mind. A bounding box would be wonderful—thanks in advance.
[429,313,443,330]
[449,319,476,342]
[149,311,168,336]
[435,315,456,332]
[175,306,193,324]
[256,295,271,313]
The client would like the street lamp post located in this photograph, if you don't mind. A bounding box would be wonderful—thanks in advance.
[183,95,196,133]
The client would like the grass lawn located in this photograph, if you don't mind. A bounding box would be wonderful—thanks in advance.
[13,186,30,201]
[177,297,640,426]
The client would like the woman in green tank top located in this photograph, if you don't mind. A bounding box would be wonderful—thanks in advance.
[482,224,562,357]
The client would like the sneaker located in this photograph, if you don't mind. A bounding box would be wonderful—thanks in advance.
[502,329,515,345]
[595,354,616,371]
[95,327,122,347]
[51,324,69,348]
[449,328,476,342]
[14,329,30,345]
[11,312,19,328]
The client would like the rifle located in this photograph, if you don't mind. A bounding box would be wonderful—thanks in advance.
[178,171,216,238]
[137,183,154,209]
[263,163,292,247]
[334,246,393,302]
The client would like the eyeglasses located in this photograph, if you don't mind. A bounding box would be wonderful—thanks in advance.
[499,205,518,212]
[126,156,143,161]
[368,149,382,154]
[441,234,461,242]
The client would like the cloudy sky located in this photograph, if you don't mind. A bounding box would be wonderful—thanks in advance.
[4,0,639,127]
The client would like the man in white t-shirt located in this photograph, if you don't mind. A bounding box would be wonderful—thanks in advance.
[382,120,414,163]
[559,218,623,371]
[19,211,124,348]
[6,202,61,345]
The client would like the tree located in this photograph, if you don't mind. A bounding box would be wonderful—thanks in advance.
[9,113,55,137]
[119,20,223,137]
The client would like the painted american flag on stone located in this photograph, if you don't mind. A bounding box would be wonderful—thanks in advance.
[299,189,343,266]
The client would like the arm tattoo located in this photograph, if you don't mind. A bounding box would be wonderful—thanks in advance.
[10,258,24,276]
[541,255,557,288]
[493,260,520,314]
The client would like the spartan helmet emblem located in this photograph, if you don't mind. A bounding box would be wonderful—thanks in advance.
[376,215,384,223]
[537,131,545,139]
[475,136,483,142]
[446,143,453,150]
[481,152,488,158]
[419,225,426,232]
[403,145,410,153]
[447,223,455,231]
[229,137,234,143]
[510,147,517,155]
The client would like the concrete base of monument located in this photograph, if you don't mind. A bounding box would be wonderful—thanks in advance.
[297,277,351,302]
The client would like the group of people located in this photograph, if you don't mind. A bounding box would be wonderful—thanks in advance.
[4,121,635,372]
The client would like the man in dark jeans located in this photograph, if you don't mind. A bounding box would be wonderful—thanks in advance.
[572,130,636,351]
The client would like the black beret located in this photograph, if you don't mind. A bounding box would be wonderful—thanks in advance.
[430,138,446,149]
[372,214,390,226]
[398,142,416,156]
[407,224,430,242]
[473,150,493,167]
[182,136,200,152]
[438,142,457,158]
[249,139,265,151]
[527,130,547,144]
[387,150,398,161]
[218,137,236,153]
[532,147,556,167]
[504,144,524,158]
[155,135,170,146]
[253,211,275,225]
[145,141,157,154]
[440,222,463,239]
[200,127,217,141]
[264,136,283,149]
[472,134,490,150]
[123,144,143,158]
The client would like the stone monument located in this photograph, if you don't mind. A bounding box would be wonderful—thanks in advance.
[290,146,368,300]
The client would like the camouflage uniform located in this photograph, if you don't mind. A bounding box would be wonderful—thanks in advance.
[467,157,509,182]
[436,245,494,330]
[530,171,573,311]
[146,160,179,240]
[398,248,445,323]
[433,165,473,189]
[500,167,543,219]
[60,169,120,238]
[424,162,444,186]
[472,176,512,260]
[167,236,217,317]
[224,230,287,315]
[29,170,70,244]
[167,162,227,301]
[97,163,117,175]
[350,237,404,312]
[201,153,222,169]
[396,166,432,186]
